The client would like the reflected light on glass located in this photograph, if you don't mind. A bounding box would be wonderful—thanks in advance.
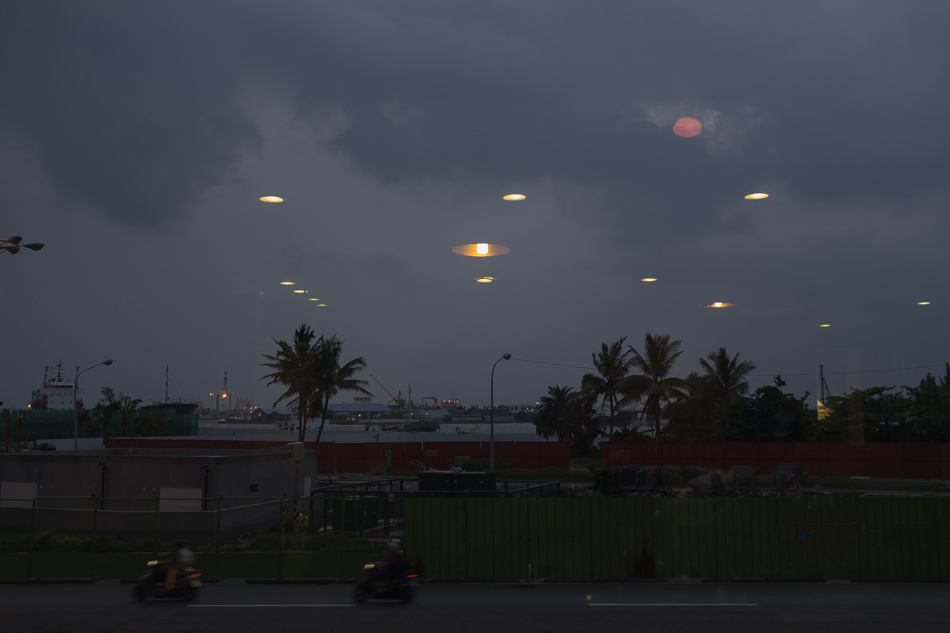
[451,243,512,257]
[744,193,769,200]
[706,302,735,308]
[503,193,526,201]
[260,196,284,203]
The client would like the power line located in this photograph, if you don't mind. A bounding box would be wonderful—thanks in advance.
[510,357,593,371]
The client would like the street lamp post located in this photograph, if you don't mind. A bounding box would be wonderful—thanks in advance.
[489,353,511,472]
[1,235,45,255]
[73,359,114,451]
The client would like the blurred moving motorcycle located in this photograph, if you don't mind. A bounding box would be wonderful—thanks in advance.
[133,559,201,602]
[354,545,416,603]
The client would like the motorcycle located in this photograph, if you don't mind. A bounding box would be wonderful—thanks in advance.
[353,561,416,603]
[133,560,201,602]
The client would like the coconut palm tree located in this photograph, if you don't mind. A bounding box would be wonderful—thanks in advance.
[664,371,716,441]
[581,337,635,436]
[566,390,602,455]
[628,332,685,441]
[533,385,576,441]
[261,324,317,442]
[312,335,372,443]
[698,347,757,424]
[534,385,602,453]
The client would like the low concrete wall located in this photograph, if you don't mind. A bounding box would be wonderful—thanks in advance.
[1,447,316,512]
[0,499,287,542]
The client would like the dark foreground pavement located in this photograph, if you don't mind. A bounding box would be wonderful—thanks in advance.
[2,580,948,633]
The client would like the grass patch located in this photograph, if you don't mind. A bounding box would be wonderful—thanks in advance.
[806,477,950,493]
[570,456,600,470]
[0,529,166,554]
[495,467,593,483]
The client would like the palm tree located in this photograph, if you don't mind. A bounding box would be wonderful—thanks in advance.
[260,324,317,442]
[628,332,686,441]
[533,385,576,441]
[698,347,757,425]
[581,337,635,436]
[312,335,372,443]
[534,385,602,453]
[567,390,602,455]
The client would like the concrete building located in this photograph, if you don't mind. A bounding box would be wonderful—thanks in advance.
[0,445,317,542]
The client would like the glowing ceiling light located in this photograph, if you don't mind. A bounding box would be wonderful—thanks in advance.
[819,324,831,328]
[451,243,512,257]
[641,278,657,283]
[706,302,735,308]
[280,281,295,285]
[503,193,526,201]
[744,193,769,200]
[917,301,931,305]
[475,277,494,283]
[316,303,327,307]
[309,297,320,301]
[672,117,702,138]
[260,196,284,203]
[293,289,306,294]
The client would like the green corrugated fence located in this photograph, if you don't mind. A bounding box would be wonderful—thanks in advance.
[402,496,950,581]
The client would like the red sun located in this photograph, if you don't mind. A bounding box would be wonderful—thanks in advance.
[673,117,702,138]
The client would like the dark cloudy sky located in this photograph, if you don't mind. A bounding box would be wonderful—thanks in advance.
[2,1,948,411]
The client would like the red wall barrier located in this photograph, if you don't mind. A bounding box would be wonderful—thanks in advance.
[104,438,570,472]
[600,442,950,479]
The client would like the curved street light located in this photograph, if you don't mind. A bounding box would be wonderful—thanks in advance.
[1,236,45,255]
[73,359,114,450]
[489,353,511,472]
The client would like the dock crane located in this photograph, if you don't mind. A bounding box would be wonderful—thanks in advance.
[369,375,411,410]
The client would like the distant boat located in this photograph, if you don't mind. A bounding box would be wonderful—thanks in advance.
[30,361,78,409]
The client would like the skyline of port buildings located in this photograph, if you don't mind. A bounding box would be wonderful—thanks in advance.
[22,350,943,418]
[2,3,949,412]
[27,362,540,414]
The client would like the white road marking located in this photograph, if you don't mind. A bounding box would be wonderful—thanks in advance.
[188,604,355,608]
[588,603,758,607]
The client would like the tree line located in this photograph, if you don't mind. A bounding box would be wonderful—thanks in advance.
[814,367,950,443]
[83,387,176,438]
[533,333,950,453]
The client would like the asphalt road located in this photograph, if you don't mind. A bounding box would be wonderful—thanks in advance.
[3,581,949,632]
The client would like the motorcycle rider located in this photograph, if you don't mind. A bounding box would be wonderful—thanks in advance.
[165,540,195,590]
[373,543,405,594]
